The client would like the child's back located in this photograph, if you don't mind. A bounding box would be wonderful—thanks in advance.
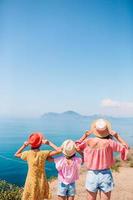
[54,155,82,184]
[54,139,82,200]
[21,149,51,200]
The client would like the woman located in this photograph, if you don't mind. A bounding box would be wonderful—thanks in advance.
[76,119,128,200]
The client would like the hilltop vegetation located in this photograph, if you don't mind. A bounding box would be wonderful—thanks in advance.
[0,180,22,200]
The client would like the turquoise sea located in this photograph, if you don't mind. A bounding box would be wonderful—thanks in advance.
[0,118,133,187]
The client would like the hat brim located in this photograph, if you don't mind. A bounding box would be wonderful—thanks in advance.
[62,150,76,157]
[91,119,111,138]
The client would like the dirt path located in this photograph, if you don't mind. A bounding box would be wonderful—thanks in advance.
[50,167,133,200]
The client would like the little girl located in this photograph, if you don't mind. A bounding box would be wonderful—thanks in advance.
[15,132,61,200]
[48,139,82,200]
[76,119,128,200]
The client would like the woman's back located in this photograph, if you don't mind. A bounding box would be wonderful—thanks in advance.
[80,137,127,170]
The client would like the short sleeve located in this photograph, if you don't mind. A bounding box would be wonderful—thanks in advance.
[75,157,82,165]
[41,150,51,159]
[21,151,29,161]
[54,156,64,171]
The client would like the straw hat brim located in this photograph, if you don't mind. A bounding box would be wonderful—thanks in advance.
[62,139,76,157]
[91,119,112,138]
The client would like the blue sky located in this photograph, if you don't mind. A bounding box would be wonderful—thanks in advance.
[0,0,133,118]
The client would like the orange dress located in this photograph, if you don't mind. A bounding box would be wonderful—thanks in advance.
[21,150,51,200]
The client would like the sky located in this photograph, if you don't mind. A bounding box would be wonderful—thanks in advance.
[0,0,133,118]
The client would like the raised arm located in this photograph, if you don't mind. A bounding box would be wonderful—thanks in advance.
[48,147,62,157]
[42,139,59,150]
[77,130,92,143]
[110,130,129,149]
[14,141,29,158]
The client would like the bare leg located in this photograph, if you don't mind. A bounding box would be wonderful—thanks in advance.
[98,191,101,199]
[58,195,66,200]
[67,196,75,200]
[87,190,97,200]
[100,191,111,200]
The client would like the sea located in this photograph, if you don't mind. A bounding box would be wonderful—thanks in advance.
[0,118,133,187]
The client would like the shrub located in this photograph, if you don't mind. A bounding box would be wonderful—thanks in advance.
[111,158,121,172]
[0,180,22,200]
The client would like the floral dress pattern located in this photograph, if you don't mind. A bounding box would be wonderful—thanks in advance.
[21,150,51,200]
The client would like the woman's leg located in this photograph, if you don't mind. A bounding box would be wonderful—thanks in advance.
[58,195,66,200]
[87,190,97,200]
[100,191,111,200]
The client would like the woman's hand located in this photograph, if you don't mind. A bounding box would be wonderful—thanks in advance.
[122,142,129,149]
[110,130,117,136]
[110,130,129,149]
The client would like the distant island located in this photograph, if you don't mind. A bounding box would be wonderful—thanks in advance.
[40,110,133,131]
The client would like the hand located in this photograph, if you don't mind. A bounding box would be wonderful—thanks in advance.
[24,141,29,147]
[42,139,48,144]
[122,142,129,149]
[75,140,82,145]
[110,130,117,136]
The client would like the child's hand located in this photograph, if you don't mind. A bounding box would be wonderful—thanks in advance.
[24,141,29,147]
[42,139,48,144]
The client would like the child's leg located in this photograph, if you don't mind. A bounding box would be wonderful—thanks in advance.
[100,191,111,200]
[58,195,66,200]
[87,190,97,200]
[67,196,75,200]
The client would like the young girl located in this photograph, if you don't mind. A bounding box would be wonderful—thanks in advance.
[15,132,61,200]
[76,119,128,200]
[77,118,129,148]
[48,139,82,200]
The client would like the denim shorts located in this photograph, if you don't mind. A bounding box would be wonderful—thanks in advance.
[57,182,76,196]
[85,169,114,193]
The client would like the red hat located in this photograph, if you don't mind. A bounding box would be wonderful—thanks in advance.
[28,132,43,148]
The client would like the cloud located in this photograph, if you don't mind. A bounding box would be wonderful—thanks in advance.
[101,99,133,117]
[101,99,121,107]
[101,99,133,108]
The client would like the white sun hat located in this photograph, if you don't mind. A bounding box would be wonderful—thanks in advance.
[62,139,76,157]
[91,118,112,138]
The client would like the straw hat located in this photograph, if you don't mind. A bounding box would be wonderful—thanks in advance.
[91,119,111,138]
[62,139,76,157]
[28,132,43,148]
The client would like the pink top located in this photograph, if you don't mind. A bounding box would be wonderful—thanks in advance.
[54,156,82,184]
[78,138,128,170]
